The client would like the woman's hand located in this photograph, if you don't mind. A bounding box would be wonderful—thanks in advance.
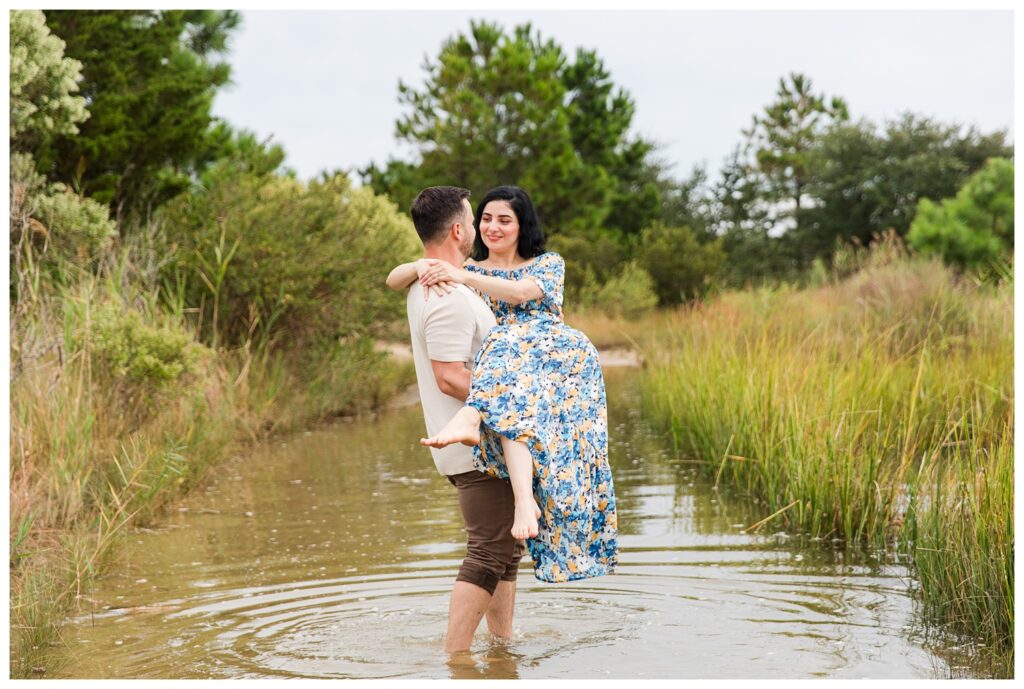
[416,259,458,300]
[419,259,467,287]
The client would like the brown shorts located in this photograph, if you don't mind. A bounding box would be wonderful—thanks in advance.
[447,470,526,595]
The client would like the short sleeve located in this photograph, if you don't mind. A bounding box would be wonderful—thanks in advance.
[525,252,564,312]
[423,290,475,363]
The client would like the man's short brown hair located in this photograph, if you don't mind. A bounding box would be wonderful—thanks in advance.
[410,186,471,245]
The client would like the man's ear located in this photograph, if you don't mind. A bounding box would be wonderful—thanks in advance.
[450,221,464,244]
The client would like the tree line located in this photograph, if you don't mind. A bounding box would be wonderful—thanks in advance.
[12,12,1014,327]
[12,9,417,360]
[364,20,1013,307]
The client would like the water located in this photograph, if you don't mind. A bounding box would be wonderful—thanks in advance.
[53,369,972,679]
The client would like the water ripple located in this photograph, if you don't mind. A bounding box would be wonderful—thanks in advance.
[54,371,962,679]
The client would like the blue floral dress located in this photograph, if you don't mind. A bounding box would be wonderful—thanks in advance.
[464,252,618,583]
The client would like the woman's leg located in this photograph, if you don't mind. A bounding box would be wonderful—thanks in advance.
[421,405,482,448]
[499,436,541,540]
[422,406,542,540]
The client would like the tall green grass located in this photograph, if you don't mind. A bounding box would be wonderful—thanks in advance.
[9,251,414,678]
[637,240,1013,671]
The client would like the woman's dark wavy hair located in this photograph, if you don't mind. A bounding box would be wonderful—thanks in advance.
[472,186,546,261]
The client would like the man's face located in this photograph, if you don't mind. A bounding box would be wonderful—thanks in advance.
[457,198,476,258]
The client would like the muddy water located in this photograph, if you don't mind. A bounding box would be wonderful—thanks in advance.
[54,369,972,679]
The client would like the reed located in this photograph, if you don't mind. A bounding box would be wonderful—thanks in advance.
[9,269,414,678]
[636,251,1013,670]
[565,308,669,350]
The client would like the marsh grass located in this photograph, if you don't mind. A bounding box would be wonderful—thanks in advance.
[9,261,414,678]
[565,308,670,351]
[637,246,1013,671]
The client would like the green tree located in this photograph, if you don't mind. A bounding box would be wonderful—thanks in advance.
[563,48,661,236]
[161,145,418,349]
[576,260,658,319]
[907,157,1013,270]
[657,162,714,241]
[361,159,425,220]
[547,229,630,297]
[10,10,115,295]
[699,147,794,286]
[9,10,88,151]
[803,113,1012,260]
[710,147,772,236]
[743,72,849,262]
[39,10,241,225]
[197,126,289,182]
[363,21,658,237]
[636,223,725,305]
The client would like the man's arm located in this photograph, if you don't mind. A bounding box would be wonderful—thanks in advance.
[430,360,470,401]
[423,290,476,401]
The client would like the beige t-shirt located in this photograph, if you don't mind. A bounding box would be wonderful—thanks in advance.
[407,283,497,475]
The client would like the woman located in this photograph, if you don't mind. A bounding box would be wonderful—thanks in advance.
[387,186,617,583]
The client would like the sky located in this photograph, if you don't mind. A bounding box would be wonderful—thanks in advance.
[210,9,1014,184]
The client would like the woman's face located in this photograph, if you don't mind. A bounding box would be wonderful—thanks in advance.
[479,200,520,255]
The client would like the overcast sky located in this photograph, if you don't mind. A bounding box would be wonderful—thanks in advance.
[211,10,1013,184]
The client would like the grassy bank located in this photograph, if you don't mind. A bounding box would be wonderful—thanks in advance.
[634,248,1013,672]
[9,266,414,678]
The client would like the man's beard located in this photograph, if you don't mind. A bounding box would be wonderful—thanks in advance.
[459,235,474,259]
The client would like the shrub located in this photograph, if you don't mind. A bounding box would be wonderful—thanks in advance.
[547,229,629,295]
[160,163,419,349]
[34,183,118,267]
[636,222,726,305]
[907,157,1013,271]
[85,302,204,386]
[577,260,658,319]
[9,9,88,147]
[10,151,118,296]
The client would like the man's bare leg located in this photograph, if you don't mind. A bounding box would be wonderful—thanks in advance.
[485,579,516,639]
[499,436,541,539]
[444,580,491,653]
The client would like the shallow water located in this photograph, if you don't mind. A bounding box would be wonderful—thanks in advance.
[53,369,977,679]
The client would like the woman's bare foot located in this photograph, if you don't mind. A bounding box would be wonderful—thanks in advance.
[511,498,542,540]
[421,406,482,448]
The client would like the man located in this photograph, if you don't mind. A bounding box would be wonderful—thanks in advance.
[405,186,525,653]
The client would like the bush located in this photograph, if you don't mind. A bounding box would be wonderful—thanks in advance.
[906,157,1013,271]
[9,152,47,273]
[9,9,87,147]
[34,183,118,267]
[160,161,420,349]
[85,302,204,386]
[547,229,629,295]
[717,226,801,288]
[577,260,658,319]
[636,222,726,305]
[10,151,118,293]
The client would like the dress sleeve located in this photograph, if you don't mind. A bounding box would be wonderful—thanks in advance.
[525,252,565,313]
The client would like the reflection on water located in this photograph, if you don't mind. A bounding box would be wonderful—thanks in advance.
[53,369,974,679]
